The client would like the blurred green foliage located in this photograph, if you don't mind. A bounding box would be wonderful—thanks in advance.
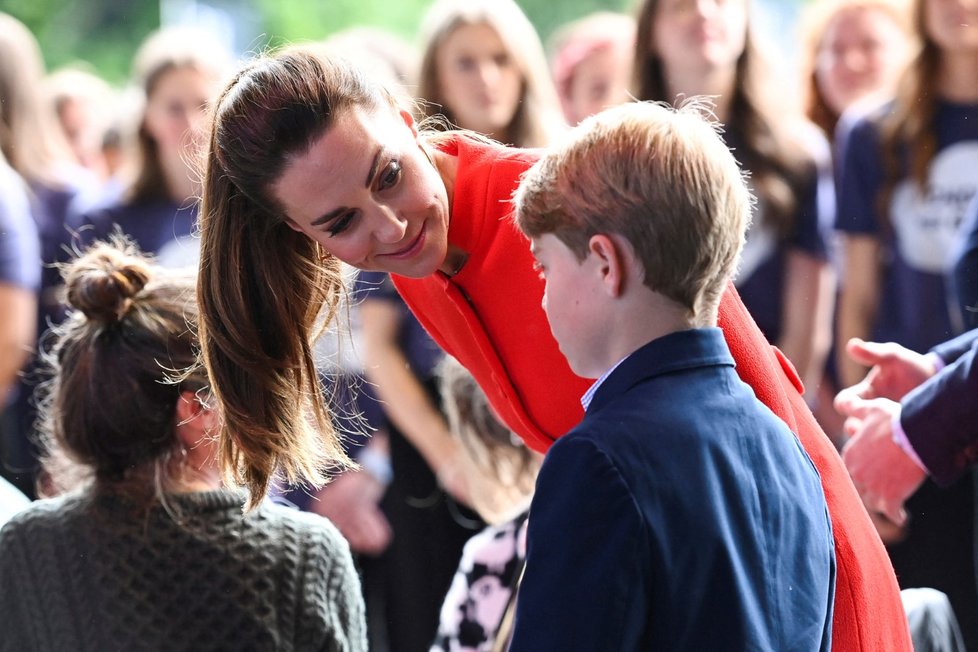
[0,0,159,83]
[254,0,632,48]
[0,0,654,86]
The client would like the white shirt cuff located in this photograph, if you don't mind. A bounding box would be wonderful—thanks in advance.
[891,411,929,473]
[927,351,946,373]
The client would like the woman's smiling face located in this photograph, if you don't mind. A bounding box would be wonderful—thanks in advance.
[271,106,451,278]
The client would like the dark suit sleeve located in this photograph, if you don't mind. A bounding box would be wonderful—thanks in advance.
[949,195,978,331]
[509,437,648,651]
[902,337,978,486]
[929,328,978,365]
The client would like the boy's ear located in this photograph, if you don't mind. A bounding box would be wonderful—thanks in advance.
[588,234,627,298]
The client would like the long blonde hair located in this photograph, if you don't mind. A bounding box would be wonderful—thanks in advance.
[798,0,912,136]
[416,0,563,147]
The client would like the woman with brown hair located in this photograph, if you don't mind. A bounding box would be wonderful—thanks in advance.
[0,239,365,650]
[834,0,978,642]
[632,0,835,401]
[195,47,911,649]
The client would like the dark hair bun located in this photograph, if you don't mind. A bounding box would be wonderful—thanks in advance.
[65,241,153,325]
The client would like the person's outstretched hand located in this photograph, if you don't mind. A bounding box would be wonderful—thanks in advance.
[310,470,392,556]
[838,395,927,528]
[834,338,937,407]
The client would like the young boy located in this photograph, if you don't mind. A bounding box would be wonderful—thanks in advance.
[508,101,836,650]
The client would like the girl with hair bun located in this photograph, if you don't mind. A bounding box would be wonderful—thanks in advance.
[0,238,365,651]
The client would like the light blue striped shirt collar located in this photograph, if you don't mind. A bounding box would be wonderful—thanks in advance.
[580,356,629,412]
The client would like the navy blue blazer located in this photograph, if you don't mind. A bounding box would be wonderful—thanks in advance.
[509,328,835,651]
[950,194,978,331]
[902,328,978,485]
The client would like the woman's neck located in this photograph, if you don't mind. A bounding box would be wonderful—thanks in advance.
[165,465,222,494]
[430,144,469,277]
[938,51,978,103]
[666,65,736,123]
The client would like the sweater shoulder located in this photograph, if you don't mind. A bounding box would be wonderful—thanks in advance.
[247,501,350,557]
[0,492,86,541]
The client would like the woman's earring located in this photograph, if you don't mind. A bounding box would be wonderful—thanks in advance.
[318,244,329,264]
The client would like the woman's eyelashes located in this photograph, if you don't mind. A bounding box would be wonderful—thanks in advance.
[326,160,401,237]
[327,211,356,237]
[380,159,401,190]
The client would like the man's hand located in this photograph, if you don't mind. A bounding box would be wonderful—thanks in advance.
[837,396,927,527]
[834,338,937,407]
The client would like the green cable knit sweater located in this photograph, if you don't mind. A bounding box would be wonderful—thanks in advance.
[0,488,367,651]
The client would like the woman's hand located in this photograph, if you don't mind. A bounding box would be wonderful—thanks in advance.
[311,470,392,556]
[435,452,471,506]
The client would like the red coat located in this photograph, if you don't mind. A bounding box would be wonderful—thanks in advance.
[393,136,912,650]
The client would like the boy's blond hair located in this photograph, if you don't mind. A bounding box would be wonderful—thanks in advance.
[514,100,752,322]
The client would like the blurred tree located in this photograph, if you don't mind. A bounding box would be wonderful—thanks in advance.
[254,0,431,48]
[0,0,159,83]
[252,0,628,52]
[523,0,631,51]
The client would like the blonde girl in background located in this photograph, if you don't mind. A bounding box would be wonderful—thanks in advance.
[416,0,564,147]
[800,0,912,138]
[432,356,541,652]
[42,65,118,181]
[796,0,912,444]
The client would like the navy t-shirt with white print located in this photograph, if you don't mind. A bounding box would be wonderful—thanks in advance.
[835,100,978,353]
